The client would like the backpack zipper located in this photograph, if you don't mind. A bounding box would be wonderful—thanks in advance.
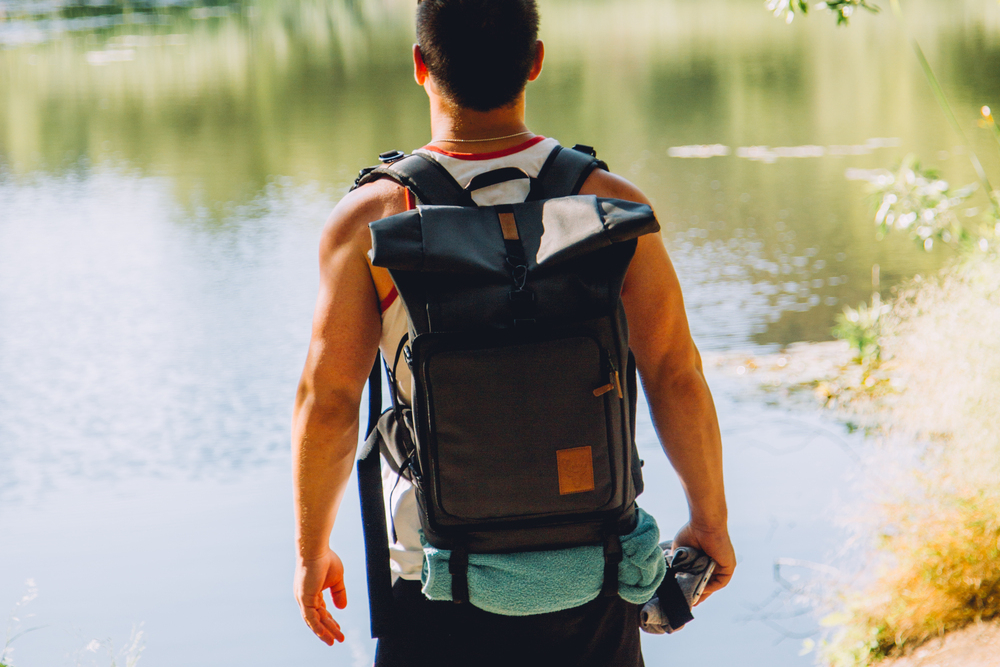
[593,349,623,399]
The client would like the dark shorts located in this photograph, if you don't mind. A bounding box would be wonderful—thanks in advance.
[374,579,645,667]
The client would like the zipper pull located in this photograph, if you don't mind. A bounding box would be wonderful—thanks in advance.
[593,382,614,397]
[595,350,624,398]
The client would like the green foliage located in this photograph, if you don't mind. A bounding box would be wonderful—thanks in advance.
[857,155,979,251]
[832,299,889,366]
[765,0,808,24]
[818,622,886,667]
[820,489,1000,666]
[819,0,881,26]
[767,0,879,25]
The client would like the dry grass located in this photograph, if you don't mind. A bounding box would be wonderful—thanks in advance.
[820,252,1000,666]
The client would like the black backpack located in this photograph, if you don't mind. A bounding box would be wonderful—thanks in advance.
[354,144,659,636]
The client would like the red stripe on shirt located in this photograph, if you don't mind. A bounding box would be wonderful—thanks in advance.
[377,188,414,314]
[421,135,546,161]
[380,285,398,314]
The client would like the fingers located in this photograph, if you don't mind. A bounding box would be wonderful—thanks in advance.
[696,563,735,604]
[694,575,720,605]
[302,601,345,645]
[316,603,346,644]
[294,550,349,645]
[711,566,734,589]
[671,521,737,606]
[330,580,348,610]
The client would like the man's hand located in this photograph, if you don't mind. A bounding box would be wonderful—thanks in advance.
[671,522,736,604]
[294,549,348,645]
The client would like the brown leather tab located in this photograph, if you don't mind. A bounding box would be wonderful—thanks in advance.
[498,211,519,241]
[556,446,595,495]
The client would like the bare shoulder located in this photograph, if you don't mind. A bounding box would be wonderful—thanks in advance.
[319,178,408,255]
[577,169,653,207]
[579,168,690,354]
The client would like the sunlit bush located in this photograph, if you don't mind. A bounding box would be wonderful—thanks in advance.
[860,156,979,252]
[832,300,890,366]
[820,253,1000,665]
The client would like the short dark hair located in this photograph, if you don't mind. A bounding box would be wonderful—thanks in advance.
[416,0,540,112]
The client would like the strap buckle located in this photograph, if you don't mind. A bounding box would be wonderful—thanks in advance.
[378,150,406,164]
[353,166,376,189]
[508,264,529,290]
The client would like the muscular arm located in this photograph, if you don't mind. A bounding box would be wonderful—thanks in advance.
[291,179,405,645]
[580,171,736,599]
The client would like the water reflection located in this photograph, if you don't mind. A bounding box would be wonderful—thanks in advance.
[3,0,999,490]
[0,168,331,502]
[3,0,998,483]
[3,2,1000,664]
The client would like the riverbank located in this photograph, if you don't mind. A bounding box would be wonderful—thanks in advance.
[705,252,1000,667]
[877,620,1000,667]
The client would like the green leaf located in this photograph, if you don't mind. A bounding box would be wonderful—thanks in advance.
[821,611,853,627]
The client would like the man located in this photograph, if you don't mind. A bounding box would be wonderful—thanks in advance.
[292,1,735,664]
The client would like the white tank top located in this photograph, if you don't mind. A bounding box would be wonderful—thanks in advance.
[376,136,562,580]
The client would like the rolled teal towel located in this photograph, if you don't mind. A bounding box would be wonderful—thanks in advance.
[420,508,666,616]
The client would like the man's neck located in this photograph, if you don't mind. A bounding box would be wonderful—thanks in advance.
[427,93,533,153]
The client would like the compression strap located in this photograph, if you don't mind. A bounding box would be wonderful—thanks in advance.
[449,543,470,604]
[655,563,696,629]
[601,533,624,597]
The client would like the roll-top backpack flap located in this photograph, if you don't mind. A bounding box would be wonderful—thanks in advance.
[370,196,660,333]
[370,206,508,276]
[599,198,661,242]
[371,206,514,333]
[368,209,424,271]
[526,196,659,268]
[370,196,658,274]
[501,196,657,330]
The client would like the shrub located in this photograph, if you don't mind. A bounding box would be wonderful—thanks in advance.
[819,253,1000,665]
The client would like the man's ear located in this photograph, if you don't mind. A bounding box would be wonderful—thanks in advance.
[527,40,544,81]
[413,44,428,85]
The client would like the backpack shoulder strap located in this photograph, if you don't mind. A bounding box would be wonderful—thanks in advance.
[352,152,474,207]
[530,144,610,200]
[356,355,396,638]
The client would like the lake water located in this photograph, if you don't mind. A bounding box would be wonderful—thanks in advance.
[2,0,999,665]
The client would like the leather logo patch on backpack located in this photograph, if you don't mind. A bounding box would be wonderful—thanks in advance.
[556,446,595,495]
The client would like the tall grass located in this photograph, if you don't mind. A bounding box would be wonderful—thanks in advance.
[1,583,144,667]
[819,253,1000,665]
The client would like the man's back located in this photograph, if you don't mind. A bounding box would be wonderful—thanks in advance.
[291,1,735,663]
